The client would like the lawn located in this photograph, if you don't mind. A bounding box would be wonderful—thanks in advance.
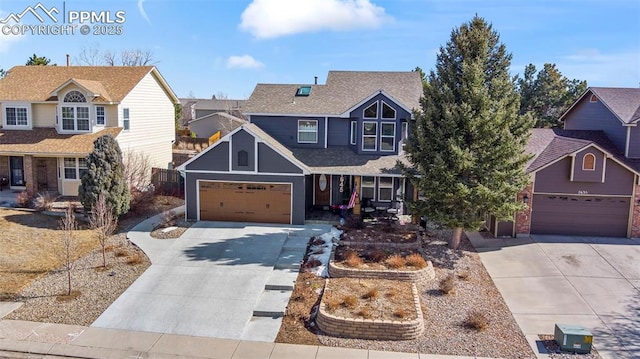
[0,208,99,300]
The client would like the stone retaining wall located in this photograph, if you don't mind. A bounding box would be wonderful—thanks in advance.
[327,248,435,282]
[316,282,424,340]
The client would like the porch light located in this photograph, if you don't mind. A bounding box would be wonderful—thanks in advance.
[523,194,529,204]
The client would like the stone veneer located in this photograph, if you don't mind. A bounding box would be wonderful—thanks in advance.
[631,184,640,238]
[515,183,533,236]
[316,281,424,340]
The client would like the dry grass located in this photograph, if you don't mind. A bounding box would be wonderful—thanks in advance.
[385,254,406,269]
[0,208,99,300]
[439,273,456,294]
[405,253,427,269]
[368,249,387,262]
[362,287,379,300]
[356,307,373,319]
[275,272,324,345]
[465,310,489,331]
[342,294,358,308]
[125,252,144,265]
[114,247,130,257]
[457,270,471,281]
[393,308,408,319]
[344,251,364,267]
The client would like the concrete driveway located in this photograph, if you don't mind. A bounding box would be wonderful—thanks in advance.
[470,234,640,359]
[92,220,334,342]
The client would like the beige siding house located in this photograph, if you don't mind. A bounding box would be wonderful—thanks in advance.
[0,65,178,196]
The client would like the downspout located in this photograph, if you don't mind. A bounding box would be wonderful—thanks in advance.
[324,117,328,149]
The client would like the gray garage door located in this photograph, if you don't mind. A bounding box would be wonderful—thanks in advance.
[531,194,630,237]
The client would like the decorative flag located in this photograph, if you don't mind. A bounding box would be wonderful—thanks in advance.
[348,186,358,208]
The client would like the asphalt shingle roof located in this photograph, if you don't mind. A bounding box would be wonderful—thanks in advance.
[0,128,122,156]
[0,66,154,102]
[290,147,410,176]
[588,87,640,124]
[243,71,422,116]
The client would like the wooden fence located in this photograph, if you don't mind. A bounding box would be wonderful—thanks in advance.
[151,168,184,197]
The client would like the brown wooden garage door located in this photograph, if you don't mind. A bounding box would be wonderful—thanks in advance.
[530,194,630,237]
[199,181,292,224]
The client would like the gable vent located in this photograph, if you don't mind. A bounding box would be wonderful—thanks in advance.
[589,94,598,103]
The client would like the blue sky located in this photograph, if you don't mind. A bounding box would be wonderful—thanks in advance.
[0,0,638,99]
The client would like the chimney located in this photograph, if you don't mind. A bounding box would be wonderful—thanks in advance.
[314,76,318,85]
[66,54,70,67]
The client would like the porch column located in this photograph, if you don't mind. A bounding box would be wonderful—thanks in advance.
[23,155,35,193]
[515,183,533,236]
[353,176,361,217]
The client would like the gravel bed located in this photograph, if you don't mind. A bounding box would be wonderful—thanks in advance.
[150,218,192,239]
[5,233,150,326]
[318,228,535,359]
[539,335,601,359]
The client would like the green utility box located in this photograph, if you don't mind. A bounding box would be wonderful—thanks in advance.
[554,323,593,354]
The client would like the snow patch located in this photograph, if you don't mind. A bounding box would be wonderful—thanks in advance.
[306,227,342,277]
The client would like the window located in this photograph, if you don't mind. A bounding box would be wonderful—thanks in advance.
[382,101,396,119]
[362,122,377,151]
[63,158,77,179]
[401,122,408,147]
[350,121,357,145]
[380,123,395,152]
[361,176,375,201]
[61,91,89,131]
[78,158,88,179]
[582,153,596,171]
[378,177,394,202]
[363,102,377,119]
[296,86,311,96]
[238,150,249,167]
[123,108,130,130]
[5,107,28,126]
[95,106,106,126]
[298,120,317,143]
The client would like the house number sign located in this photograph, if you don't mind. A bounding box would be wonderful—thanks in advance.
[577,190,588,195]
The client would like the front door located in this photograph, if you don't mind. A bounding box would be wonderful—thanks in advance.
[9,157,24,187]
[314,174,331,206]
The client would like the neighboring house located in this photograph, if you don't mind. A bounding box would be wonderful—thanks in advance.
[179,98,246,128]
[0,65,179,196]
[178,71,422,224]
[498,87,640,238]
[188,112,246,139]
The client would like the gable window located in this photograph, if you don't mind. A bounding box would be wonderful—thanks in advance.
[362,122,377,151]
[382,101,396,119]
[350,121,357,145]
[123,108,130,130]
[238,150,249,167]
[298,119,317,143]
[582,153,596,171]
[363,102,377,119]
[378,177,394,202]
[361,176,375,200]
[95,106,106,126]
[380,123,396,152]
[4,106,29,127]
[61,91,90,131]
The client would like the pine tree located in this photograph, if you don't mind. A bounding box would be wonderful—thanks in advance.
[79,135,130,217]
[404,16,533,249]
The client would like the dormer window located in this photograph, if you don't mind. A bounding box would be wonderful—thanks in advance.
[582,153,596,171]
[296,86,311,96]
[364,102,377,119]
[382,101,396,119]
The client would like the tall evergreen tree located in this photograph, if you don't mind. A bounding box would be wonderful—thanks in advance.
[79,135,130,217]
[404,16,533,249]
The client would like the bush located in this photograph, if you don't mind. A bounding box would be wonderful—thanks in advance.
[129,188,155,214]
[393,309,408,319]
[342,295,358,308]
[301,256,322,272]
[440,273,456,294]
[344,251,364,268]
[345,215,364,230]
[385,254,406,269]
[465,310,489,331]
[362,287,379,300]
[368,249,388,262]
[457,270,471,281]
[33,192,57,211]
[15,190,35,208]
[325,297,341,311]
[126,252,144,265]
[356,307,373,319]
[405,253,427,269]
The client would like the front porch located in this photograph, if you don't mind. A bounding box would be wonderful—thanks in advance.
[0,155,82,196]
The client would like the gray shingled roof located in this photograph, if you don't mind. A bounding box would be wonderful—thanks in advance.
[243,71,422,116]
[290,147,410,176]
[588,87,640,124]
[527,128,640,173]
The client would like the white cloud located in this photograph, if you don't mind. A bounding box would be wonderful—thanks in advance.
[226,55,264,69]
[557,48,640,87]
[138,0,150,24]
[240,0,390,39]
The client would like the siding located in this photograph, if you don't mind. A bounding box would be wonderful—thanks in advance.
[572,148,604,183]
[535,157,633,196]
[32,103,55,128]
[627,126,640,158]
[327,117,350,146]
[185,142,230,172]
[117,72,175,169]
[231,130,256,172]
[563,94,627,153]
[257,143,304,174]
[251,116,326,149]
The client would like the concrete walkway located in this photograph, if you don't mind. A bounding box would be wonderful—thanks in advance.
[468,233,640,359]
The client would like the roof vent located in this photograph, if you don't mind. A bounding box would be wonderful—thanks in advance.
[296,86,311,97]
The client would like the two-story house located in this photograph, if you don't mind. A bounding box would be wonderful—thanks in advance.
[0,65,178,196]
[495,87,640,238]
[178,71,422,224]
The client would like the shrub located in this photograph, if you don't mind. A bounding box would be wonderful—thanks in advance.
[440,273,456,294]
[342,295,358,308]
[362,287,379,300]
[33,192,57,211]
[114,248,130,257]
[405,253,427,268]
[325,297,341,311]
[465,310,489,331]
[301,256,322,272]
[385,254,406,269]
[345,215,364,230]
[15,190,35,208]
[368,249,388,262]
[344,251,364,268]
[126,252,144,265]
[457,270,471,281]
[356,307,373,319]
[385,288,398,298]
[393,309,408,319]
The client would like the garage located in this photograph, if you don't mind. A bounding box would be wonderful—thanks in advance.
[199,181,292,224]
[530,194,630,237]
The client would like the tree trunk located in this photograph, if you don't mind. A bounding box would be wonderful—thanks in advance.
[449,227,463,249]
[67,269,71,295]
[102,245,106,267]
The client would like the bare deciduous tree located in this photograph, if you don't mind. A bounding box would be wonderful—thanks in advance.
[76,46,156,66]
[58,204,77,295]
[122,150,153,191]
[89,193,118,268]
[75,46,101,66]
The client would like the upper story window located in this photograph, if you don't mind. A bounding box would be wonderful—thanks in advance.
[4,106,29,127]
[64,91,87,103]
[363,102,377,119]
[362,121,377,151]
[401,122,408,141]
[380,123,395,152]
[582,153,596,171]
[382,101,396,119]
[61,90,90,132]
[298,119,318,143]
[350,121,357,145]
[123,108,130,131]
[95,106,106,126]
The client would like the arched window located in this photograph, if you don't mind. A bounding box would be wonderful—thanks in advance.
[582,153,596,171]
[63,90,87,103]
